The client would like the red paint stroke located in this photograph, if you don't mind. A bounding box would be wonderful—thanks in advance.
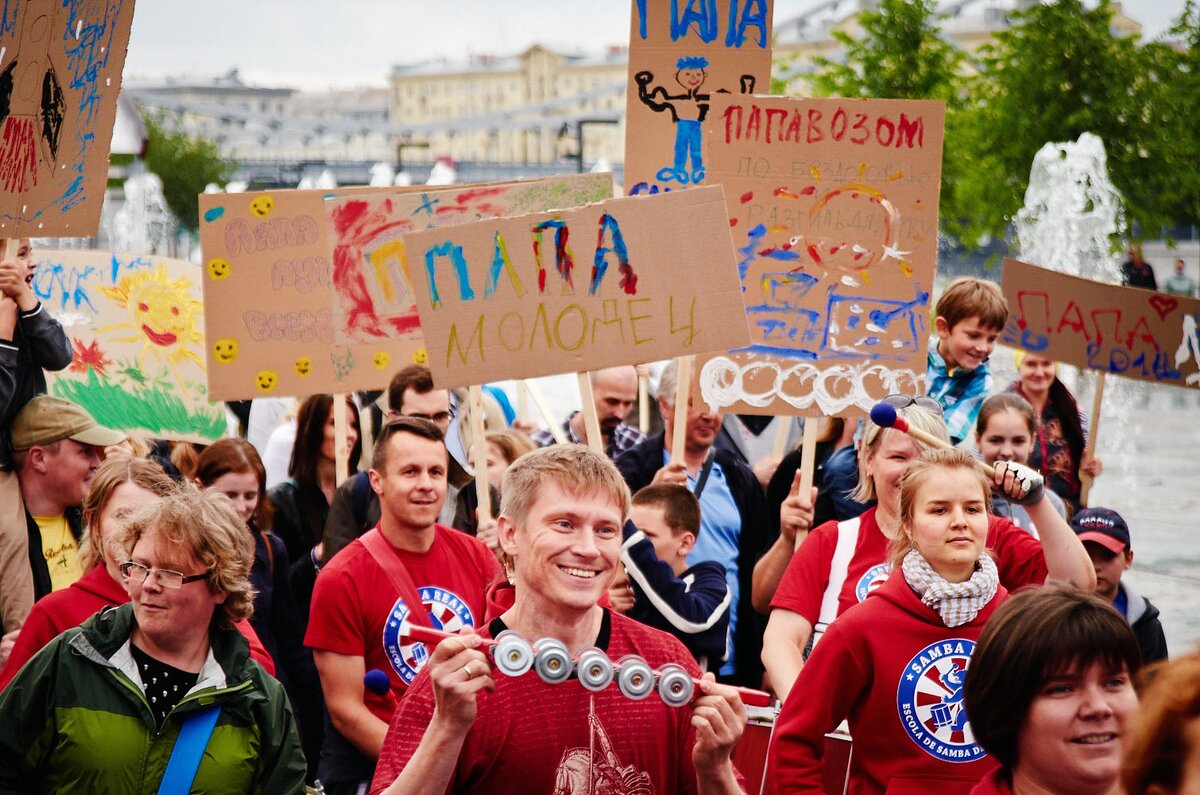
[729,218,738,227]
[1056,301,1090,341]
[455,186,507,204]
[0,116,38,193]
[740,191,754,204]
[329,198,421,341]
[1015,291,1051,333]
[1148,294,1179,321]
[70,338,111,376]
[141,324,178,347]
[773,187,800,199]
[436,205,468,214]
[801,185,816,196]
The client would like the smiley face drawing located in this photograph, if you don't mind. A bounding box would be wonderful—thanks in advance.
[255,370,278,392]
[412,348,429,365]
[212,338,239,363]
[249,195,274,218]
[207,258,231,280]
[373,351,390,370]
[294,356,312,377]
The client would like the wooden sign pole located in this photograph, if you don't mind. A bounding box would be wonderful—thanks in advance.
[523,379,568,444]
[1079,372,1106,506]
[638,367,650,434]
[576,372,606,455]
[333,395,349,486]
[469,385,492,521]
[671,356,694,466]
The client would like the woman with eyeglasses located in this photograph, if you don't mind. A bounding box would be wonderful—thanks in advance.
[269,393,362,620]
[0,456,274,691]
[0,485,306,793]
[759,399,1094,703]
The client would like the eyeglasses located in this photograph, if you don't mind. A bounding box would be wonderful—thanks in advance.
[120,561,210,589]
[880,394,944,416]
[406,409,454,424]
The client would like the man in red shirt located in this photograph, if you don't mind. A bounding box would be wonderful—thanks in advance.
[370,445,748,795]
[306,417,501,795]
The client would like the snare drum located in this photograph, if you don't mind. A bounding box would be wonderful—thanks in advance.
[730,703,777,795]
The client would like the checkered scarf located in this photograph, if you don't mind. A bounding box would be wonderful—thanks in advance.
[901,549,999,628]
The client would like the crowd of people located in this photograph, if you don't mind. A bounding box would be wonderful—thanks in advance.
[0,237,1194,795]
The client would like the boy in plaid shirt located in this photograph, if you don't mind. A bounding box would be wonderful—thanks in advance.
[925,278,1009,445]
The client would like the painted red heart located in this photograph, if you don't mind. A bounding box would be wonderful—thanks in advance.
[1148,294,1178,321]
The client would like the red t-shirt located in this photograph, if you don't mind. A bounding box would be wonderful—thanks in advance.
[305,524,501,721]
[771,507,1048,626]
[370,611,736,794]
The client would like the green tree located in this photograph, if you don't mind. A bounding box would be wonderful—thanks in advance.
[142,113,234,232]
[806,0,968,237]
[952,0,1161,245]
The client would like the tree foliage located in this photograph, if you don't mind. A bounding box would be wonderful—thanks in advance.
[142,113,234,232]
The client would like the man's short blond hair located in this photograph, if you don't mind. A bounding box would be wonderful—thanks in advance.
[501,445,632,530]
[119,484,256,629]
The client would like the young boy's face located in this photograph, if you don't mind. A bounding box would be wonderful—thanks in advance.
[4,239,34,284]
[935,315,1000,371]
[630,504,693,574]
[1083,541,1133,602]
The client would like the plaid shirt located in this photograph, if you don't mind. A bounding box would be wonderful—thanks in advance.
[925,339,992,446]
[531,412,645,461]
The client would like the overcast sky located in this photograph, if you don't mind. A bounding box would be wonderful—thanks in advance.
[125,1,1187,91]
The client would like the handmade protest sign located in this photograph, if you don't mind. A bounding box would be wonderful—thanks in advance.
[624,0,773,196]
[325,172,614,384]
[1001,257,1200,390]
[37,249,225,442]
[0,0,135,237]
[696,95,946,417]
[406,186,751,388]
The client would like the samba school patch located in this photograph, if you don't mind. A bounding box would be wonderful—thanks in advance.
[854,563,890,602]
[895,638,985,763]
[382,586,476,684]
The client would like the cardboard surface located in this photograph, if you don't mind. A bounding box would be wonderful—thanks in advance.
[37,249,225,442]
[407,186,752,388]
[0,0,136,237]
[1001,257,1200,390]
[200,185,432,401]
[695,95,946,417]
[624,0,773,195]
[325,173,614,387]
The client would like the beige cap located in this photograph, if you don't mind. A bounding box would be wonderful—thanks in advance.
[11,396,126,452]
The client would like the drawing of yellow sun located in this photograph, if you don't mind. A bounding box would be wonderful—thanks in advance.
[97,265,204,384]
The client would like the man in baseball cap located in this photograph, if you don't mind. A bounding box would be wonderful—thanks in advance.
[1072,507,1168,663]
[11,396,124,602]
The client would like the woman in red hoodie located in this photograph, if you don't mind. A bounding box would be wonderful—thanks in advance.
[767,448,1019,794]
[0,455,274,689]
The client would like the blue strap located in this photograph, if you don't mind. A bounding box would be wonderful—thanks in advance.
[158,705,222,795]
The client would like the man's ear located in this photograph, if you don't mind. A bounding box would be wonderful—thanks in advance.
[367,468,384,496]
[28,446,48,473]
[1124,550,1134,571]
[497,514,520,558]
[934,315,950,339]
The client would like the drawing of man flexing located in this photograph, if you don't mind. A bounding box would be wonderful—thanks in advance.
[635,57,755,185]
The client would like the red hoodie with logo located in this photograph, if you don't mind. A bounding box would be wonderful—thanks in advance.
[767,568,1006,794]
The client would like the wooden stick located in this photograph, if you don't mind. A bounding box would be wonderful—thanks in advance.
[333,395,349,486]
[576,372,605,455]
[798,419,819,495]
[1079,371,1106,506]
[771,418,792,459]
[523,379,567,444]
[671,356,694,466]
[638,368,650,434]
[358,397,375,473]
[469,385,492,521]
[516,380,531,425]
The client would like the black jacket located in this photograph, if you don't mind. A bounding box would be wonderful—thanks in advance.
[1122,582,1169,665]
[27,506,84,602]
[616,434,768,688]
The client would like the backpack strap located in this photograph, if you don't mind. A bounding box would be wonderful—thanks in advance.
[157,705,222,795]
[359,528,433,630]
[810,515,862,653]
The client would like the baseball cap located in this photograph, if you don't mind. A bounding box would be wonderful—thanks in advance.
[11,396,126,452]
[1070,507,1131,554]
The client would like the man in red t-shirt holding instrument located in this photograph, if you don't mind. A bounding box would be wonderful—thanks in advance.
[370,445,749,795]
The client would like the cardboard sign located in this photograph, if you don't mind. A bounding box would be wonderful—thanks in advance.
[0,1,135,237]
[199,185,425,401]
[406,186,751,388]
[1001,257,1200,390]
[37,249,225,442]
[325,173,614,385]
[624,0,773,195]
[696,95,946,417]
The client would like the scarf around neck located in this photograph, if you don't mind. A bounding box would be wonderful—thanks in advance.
[901,549,999,627]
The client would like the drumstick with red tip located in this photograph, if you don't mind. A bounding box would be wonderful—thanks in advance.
[869,402,996,479]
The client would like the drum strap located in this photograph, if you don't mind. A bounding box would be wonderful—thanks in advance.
[360,528,433,630]
[810,516,861,652]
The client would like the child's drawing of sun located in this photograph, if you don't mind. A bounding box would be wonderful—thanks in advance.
[97,265,204,384]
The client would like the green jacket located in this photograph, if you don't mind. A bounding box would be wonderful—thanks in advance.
[0,603,306,794]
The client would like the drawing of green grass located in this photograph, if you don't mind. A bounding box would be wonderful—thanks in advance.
[52,368,225,440]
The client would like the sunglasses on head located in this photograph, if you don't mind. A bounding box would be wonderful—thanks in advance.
[880,394,944,416]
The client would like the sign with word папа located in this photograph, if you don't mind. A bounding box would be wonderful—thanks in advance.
[0,0,136,237]
[697,95,946,417]
[1001,257,1200,390]
[325,172,614,385]
[38,249,225,442]
[406,186,751,388]
[624,0,773,196]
